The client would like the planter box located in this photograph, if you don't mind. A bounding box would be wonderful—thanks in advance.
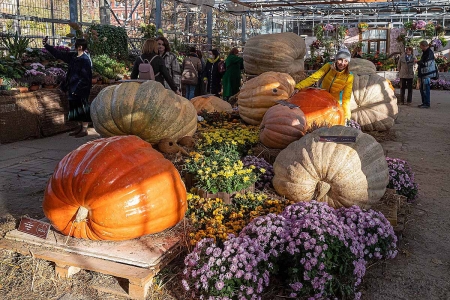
[0,90,78,144]
[192,184,255,205]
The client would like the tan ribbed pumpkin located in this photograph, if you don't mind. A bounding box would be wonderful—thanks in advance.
[90,81,197,144]
[348,58,377,75]
[243,32,306,75]
[350,73,398,131]
[273,126,388,209]
[238,72,295,125]
[259,104,307,149]
[191,95,233,114]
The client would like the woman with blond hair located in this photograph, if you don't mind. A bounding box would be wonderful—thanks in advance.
[130,39,180,94]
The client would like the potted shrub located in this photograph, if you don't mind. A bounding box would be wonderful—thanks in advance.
[43,67,66,88]
[358,22,369,32]
[25,63,46,90]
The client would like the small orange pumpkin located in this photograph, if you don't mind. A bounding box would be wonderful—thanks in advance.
[259,104,307,149]
[289,88,345,129]
[43,136,187,241]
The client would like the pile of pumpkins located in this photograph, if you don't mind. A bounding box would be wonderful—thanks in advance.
[42,57,396,242]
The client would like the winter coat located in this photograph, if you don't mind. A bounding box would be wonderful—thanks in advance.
[203,57,222,96]
[130,53,178,92]
[417,47,437,79]
[295,62,354,120]
[397,54,415,79]
[181,53,202,86]
[161,51,181,90]
[44,44,92,99]
[222,54,244,98]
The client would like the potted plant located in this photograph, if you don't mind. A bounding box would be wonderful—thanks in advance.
[358,22,369,32]
[43,67,66,88]
[25,64,46,90]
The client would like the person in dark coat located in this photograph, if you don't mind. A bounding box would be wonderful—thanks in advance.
[181,47,202,100]
[130,39,180,94]
[43,37,92,138]
[202,49,222,97]
[415,40,437,108]
[222,48,244,101]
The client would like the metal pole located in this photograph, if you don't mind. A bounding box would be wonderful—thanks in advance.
[15,0,20,34]
[242,14,246,44]
[69,0,78,37]
[79,0,82,23]
[155,0,162,29]
[51,0,55,39]
[207,7,212,48]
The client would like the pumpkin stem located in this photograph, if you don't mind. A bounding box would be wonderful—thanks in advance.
[315,181,331,201]
[74,206,89,223]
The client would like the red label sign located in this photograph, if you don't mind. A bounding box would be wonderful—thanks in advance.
[18,217,50,239]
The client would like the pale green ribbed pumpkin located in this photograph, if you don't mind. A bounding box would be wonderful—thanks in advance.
[90,81,197,143]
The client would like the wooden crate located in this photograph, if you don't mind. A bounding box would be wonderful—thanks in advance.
[2,224,184,300]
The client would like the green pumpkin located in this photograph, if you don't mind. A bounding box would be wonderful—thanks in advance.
[90,81,197,143]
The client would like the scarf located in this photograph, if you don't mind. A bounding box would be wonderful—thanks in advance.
[207,56,220,64]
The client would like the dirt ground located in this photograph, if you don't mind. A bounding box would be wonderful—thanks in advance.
[0,89,449,300]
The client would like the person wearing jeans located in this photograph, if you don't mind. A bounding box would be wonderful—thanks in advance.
[181,47,202,100]
[415,40,437,108]
[185,84,196,100]
[397,47,415,105]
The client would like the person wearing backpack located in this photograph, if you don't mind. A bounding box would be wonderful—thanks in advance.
[222,47,244,101]
[156,36,181,91]
[181,47,202,100]
[130,39,180,94]
[202,49,223,97]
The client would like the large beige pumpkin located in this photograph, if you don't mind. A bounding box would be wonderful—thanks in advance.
[243,33,306,75]
[350,73,398,131]
[91,81,197,144]
[259,104,307,149]
[191,95,233,114]
[238,72,296,125]
[348,58,377,75]
[273,126,389,209]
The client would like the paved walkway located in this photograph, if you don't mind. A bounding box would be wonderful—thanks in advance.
[0,128,100,218]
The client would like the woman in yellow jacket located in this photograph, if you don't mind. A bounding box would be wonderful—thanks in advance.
[293,48,354,120]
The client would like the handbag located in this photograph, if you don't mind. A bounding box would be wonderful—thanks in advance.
[181,58,198,85]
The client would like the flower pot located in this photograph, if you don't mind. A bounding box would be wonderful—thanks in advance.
[18,87,29,93]
[43,85,56,89]
[0,78,3,85]
[29,85,40,91]
[92,78,98,84]
[41,60,49,66]
[193,184,255,205]
[97,80,103,85]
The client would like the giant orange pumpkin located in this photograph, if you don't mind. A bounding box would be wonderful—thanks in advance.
[289,88,345,129]
[43,135,187,241]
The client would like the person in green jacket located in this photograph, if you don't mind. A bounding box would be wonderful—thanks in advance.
[222,48,244,101]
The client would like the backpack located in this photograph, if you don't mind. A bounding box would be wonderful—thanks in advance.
[139,55,159,80]
[218,60,226,74]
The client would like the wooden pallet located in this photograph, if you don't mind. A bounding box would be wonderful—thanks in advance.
[1,225,184,300]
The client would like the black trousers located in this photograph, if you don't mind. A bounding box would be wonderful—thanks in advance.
[400,78,413,103]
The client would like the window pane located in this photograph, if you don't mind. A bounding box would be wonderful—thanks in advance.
[361,41,368,53]
[380,41,386,53]
[379,30,387,39]
[370,42,378,53]
[362,31,370,39]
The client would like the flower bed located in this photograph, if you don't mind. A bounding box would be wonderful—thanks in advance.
[183,201,398,299]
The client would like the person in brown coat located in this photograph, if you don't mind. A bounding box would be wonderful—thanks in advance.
[397,47,415,105]
[181,47,202,100]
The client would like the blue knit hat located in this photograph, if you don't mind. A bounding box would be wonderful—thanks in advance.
[336,47,351,62]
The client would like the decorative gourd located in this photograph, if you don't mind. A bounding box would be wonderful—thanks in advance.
[259,104,307,149]
[348,58,377,75]
[289,88,345,130]
[238,72,295,125]
[191,95,233,114]
[243,32,306,75]
[349,73,398,131]
[90,81,197,144]
[273,126,389,209]
[43,136,187,241]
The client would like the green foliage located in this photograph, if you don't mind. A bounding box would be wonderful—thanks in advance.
[85,24,128,60]
[313,24,324,41]
[92,54,127,80]
[439,36,448,47]
[0,58,25,79]
[0,32,32,60]
[140,23,163,39]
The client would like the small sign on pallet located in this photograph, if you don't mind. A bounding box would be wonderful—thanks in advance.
[318,136,357,143]
[18,217,50,239]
